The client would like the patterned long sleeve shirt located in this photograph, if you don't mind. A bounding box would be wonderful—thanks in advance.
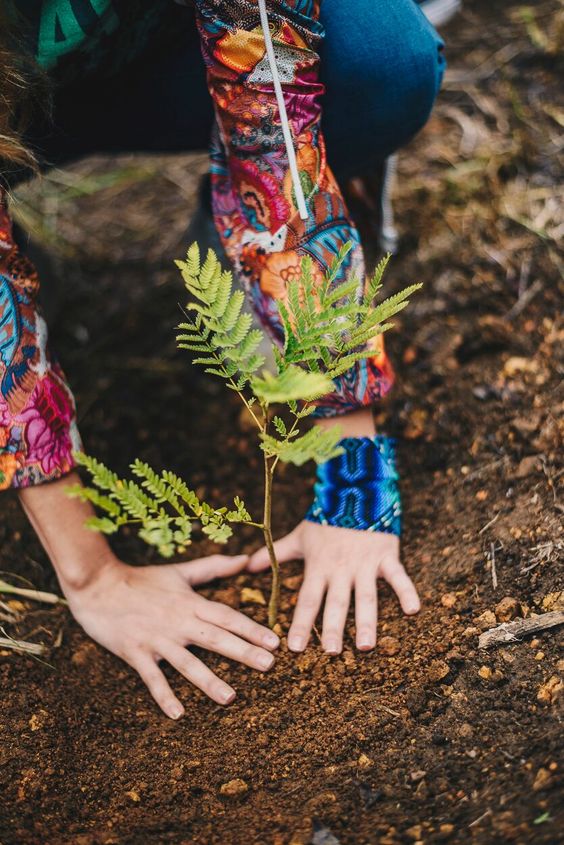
[0,0,394,490]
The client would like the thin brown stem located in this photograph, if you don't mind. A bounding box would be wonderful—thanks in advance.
[261,425,280,627]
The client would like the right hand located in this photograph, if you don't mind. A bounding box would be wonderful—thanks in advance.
[65,553,279,719]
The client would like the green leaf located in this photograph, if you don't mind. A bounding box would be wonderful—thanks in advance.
[202,522,233,543]
[260,425,344,466]
[252,365,333,404]
[273,416,287,436]
[84,516,119,535]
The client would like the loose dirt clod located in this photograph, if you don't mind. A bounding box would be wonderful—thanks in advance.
[219,779,249,797]
[378,636,400,656]
[495,596,522,622]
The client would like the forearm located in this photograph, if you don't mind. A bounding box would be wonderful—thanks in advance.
[194,0,394,417]
[18,472,117,592]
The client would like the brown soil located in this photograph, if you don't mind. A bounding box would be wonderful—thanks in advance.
[1,2,563,843]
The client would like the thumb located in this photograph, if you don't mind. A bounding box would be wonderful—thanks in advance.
[248,528,303,572]
[178,553,249,586]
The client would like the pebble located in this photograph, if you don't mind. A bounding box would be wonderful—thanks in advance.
[475,610,496,630]
[357,753,372,768]
[428,660,450,682]
[410,771,426,783]
[126,790,140,802]
[220,778,249,797]
[537,676,563,705]
[379,636,400,656]
[532,768,552,792]
[405,825,423,841]
[495,596,521,622]
[240,587,266,606]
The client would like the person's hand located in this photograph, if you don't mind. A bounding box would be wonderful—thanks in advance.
[65,554,280,718]
[249,521,420,654]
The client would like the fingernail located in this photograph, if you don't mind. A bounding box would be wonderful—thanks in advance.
[258,653,275,670]
[358,640,374,651]
[170,706,184,720]
[263,632,280,649]
[325,640,340,655]
[221,689,236,705]
[288,635,304,652]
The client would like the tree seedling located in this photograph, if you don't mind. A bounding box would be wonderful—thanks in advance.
[70,242,420,626]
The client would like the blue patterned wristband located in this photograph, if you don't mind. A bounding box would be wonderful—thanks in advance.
[305,436,402,535]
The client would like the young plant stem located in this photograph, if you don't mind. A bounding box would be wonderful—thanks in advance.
[262,452,280,629]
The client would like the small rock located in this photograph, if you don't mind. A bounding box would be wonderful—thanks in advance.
[220,778,249,797]
[240,587,266,606]
[475,610,496,630]
[357,753,372,768]
[29,710,49,731]
[535,651,545,661]
[441,592,457,608]
[495,596,521,623]
[428,660,450,682]
[71,641,99,667]
[537,676,563,705]
[405,825,423,841]
[503,356,538,377]
[462,625,480,639]
[410,771,426,783]
[126,790,141,802]
[478,666,492,680]
[459,722,473,738]
[439,824,455,835]
[379,636,400,656]
[532,768,552,792]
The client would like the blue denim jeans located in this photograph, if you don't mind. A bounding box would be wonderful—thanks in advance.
[31,0,445,179]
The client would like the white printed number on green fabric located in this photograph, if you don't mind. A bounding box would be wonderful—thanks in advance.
[37,0,119,68]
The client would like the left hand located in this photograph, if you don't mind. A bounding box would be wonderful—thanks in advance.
[248,520,420,654]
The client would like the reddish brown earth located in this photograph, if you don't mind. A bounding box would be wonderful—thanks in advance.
[1,1,562,843]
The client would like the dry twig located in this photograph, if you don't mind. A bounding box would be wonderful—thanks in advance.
[479,611,564,648]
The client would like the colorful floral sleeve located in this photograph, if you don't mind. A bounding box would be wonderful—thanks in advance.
[0,190,80,490]
[194,0,395,416]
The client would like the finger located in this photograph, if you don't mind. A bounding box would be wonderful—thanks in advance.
[177,554,249,586]
[197,599,280,650]
[162,643,236,706]
[248,529,303,572]
[380,557,421,615]
[133,654,185,720]
[190,621,276,672]
[322,577,352,655]
[287,574,326,652]
[354,569,378,651]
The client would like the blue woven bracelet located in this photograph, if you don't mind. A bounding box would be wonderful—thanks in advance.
[305,436,402,535]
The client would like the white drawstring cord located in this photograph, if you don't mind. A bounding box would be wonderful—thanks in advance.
[257,0,309,221]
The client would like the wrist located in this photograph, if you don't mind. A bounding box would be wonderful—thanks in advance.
[18,472,123,593]
[306,435,402,535]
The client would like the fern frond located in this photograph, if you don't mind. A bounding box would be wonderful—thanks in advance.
[261,426,344,466]
[252,365,333,404]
